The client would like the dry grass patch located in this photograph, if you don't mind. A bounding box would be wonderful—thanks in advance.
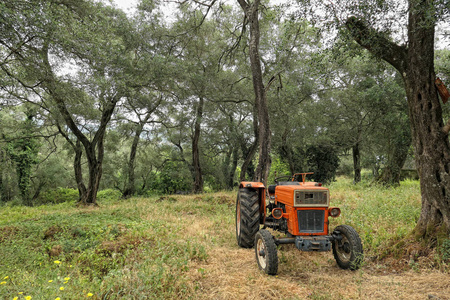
[187,245,450,300]
[187,247,309,300]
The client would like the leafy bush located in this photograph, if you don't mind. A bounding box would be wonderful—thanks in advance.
[306,144,340,183]
[96,189,122,202]
[36,188,79,205]
[439,239,450,262]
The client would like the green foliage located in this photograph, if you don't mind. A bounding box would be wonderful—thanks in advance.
[150,161,192,194]
[97,189,122,202]
[3,111,40,206]
[306,144,340,183]
[36,188,79,205]
[268,156,291,184]
[439,239,450,262]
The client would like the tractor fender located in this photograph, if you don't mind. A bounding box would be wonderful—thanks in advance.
[239,181,266,224]
[239,181,265,189]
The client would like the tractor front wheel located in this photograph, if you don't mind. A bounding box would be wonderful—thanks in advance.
[236,188,260,248]
[255,229,278,275]
[332,225,363,270]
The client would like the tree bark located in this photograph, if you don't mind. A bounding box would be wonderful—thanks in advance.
[346,1,450,237]
[228,146,239,188]
[192,96,204,193]
[237,0,271,186]
[0,150,3,202]
[73,139,87,200]
[57,125,87,201]
[352,142,361,184]
[122,125,143,198]
[378,129,411,186]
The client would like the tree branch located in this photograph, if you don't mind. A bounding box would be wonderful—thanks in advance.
[345,16,407,73]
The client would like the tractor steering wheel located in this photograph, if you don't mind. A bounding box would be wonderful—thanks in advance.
[274,175,293,183]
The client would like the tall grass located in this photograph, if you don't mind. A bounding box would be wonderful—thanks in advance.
[328,177,421,258]
[1,178,446,300]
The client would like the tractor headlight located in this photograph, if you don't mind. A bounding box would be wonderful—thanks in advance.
[328,207,341,217]
[272,208,283,219]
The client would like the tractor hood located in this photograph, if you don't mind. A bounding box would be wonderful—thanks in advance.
[274,183,330,207]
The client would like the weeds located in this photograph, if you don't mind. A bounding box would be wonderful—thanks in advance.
[0,177,448,299]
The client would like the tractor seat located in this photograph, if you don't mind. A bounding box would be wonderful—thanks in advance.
[268,181,300,194]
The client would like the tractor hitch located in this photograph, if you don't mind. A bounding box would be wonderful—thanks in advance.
[294,236,331,251]
[274,236,332,251]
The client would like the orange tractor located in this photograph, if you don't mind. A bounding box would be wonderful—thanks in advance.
[235,173,363,275]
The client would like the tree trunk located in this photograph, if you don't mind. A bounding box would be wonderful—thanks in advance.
[41,48,117,206]
[192,97,204,193]
[378,130,411,186]
[224,146,239,189]
[352,143,361,183]
[240,105,259,182]
[237,0,271,186]
[74,139,87,200]
[228,146,239,188]
[346,1,450,237]
[123,124,145,198]
[404,10,450,237]
[0,150,3,202]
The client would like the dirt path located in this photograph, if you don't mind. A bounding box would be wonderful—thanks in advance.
[173,195,449,300]
[186,245,449,300]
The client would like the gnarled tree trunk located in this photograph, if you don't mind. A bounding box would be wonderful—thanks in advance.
[346,1,450,238]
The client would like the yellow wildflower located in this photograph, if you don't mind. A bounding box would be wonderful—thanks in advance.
[18,292,23,294]
[87,293,94,297]
[48,280,53,283]
[59,287,64,291]
[55,298,61,300]
[3,276,8,279]
[0,281,6,285]
[25,296,32,300]
[64,277,70,281]
[13,297,18,300]
[54,260,61,264]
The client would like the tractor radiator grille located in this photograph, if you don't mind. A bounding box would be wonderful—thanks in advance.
[297,210,325,233]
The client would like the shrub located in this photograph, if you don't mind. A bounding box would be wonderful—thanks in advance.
[36,188,79,205]
[439,239,450,262]
[97,189,122,202]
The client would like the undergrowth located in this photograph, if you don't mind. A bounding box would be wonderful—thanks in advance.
[0,177,448,299]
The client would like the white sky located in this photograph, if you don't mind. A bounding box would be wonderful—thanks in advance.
[110,0,448,49]
[112,0,138,13]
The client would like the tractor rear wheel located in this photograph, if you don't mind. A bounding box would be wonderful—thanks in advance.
[236,188,260,248]
[255,229,278,275]
[332,225,363,270]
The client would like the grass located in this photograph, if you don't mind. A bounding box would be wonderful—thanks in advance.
[329,178,422,257]
[0,177,448,299]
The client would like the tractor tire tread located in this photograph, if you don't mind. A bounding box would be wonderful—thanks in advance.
[255,229,278,275]
[332,224,364,270]
[236,188,260,248]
